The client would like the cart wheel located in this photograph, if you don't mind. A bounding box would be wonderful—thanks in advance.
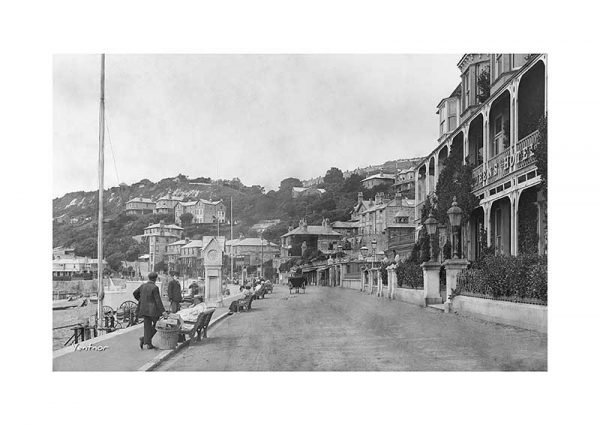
[119,301,138,325]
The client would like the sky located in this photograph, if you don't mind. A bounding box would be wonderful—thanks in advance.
[53,54,462,198]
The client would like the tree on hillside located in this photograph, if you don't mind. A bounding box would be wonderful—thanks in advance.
[179,212,194,226]
[323,167,344,188]
[279,177,302,193]
[342,173,363,193]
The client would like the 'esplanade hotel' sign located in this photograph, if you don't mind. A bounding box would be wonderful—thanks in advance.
[473,135,538,190]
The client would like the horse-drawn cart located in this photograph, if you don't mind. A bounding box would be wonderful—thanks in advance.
[288,276,306,294]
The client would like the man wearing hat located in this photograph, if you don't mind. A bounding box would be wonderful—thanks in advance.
[133,272,168,350]
[167,271,183,313]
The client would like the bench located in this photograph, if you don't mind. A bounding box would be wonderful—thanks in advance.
[178,308,216,344]
[254,286,267,299]
[236,295,254,312]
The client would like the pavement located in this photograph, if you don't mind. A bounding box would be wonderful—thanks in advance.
[157,284,547,371]
[53,292,242,371]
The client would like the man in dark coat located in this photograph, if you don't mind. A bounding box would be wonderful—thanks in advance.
[167,272,183,313]
[133,272,167,350]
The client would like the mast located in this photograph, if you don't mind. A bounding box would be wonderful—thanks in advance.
[97,54,106,324]
[230,197,234,282]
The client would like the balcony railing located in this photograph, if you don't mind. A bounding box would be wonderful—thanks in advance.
[472,130,540,191]
[515,130,540,170]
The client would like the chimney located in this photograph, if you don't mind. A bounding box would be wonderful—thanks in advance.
[395,191,403,201]
[375,193,383,205]
[357,192,363,204]
[322,217,330,229]
[299,218,308,231]
[288,225,294,233]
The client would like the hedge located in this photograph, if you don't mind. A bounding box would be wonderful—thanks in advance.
[457,254,547,304]
[395,262,424,289]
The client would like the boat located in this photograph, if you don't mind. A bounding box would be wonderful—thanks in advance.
[53,296,88,310]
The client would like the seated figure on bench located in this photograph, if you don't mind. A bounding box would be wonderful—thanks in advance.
[228,286,254,314]
[177,296,206,324]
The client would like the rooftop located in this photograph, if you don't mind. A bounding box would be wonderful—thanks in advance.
[182,240,203,249]
[361,173,396,182]
[331,221,359,228]
[126,197,154,204]
[226,238,279,248]
[282,225,342,238]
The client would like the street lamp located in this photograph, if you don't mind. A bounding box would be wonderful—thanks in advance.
[424,211,438,262]
[371,239,377,269]
[447,196,463,259]
[336,242,343,258]
[360,246,368,260]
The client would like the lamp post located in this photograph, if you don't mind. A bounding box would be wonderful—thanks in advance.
[424,211,439,262]
[259,230,264,278]
[447,196,463,259]
[371,239,377,270]
[336,242,342,258]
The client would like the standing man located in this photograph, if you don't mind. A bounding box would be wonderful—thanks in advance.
[167,271,183,313]
[134,272,167,350]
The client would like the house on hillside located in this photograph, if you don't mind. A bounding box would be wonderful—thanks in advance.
[361,171,396,189]
[174,199,226,225]
[154,193,184,215]
[125,197,156,216]
[393,167,416,199]
[291,187,326,198]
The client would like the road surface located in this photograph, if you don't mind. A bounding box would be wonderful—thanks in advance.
[158,285,547,371]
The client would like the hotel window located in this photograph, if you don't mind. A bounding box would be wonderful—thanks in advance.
[495,54,504,79]
[448,100,457,131]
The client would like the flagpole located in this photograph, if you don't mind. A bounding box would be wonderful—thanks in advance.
[230,197,234,282]
[97,53,106,326]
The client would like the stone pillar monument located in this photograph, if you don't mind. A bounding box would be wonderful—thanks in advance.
[203,237,224,306]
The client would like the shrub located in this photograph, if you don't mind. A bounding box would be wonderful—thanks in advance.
[396,261,423,289]
[457,254,547,304]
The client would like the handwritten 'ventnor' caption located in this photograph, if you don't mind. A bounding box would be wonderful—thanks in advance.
[74,344,109,352]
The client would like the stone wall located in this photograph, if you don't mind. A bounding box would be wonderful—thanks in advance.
[396,287,425,306]
[451,295,547,333]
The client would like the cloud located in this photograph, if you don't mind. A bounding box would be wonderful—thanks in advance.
[53,54,461,197]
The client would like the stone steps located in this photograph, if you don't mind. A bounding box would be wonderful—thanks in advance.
[427,303,446,312]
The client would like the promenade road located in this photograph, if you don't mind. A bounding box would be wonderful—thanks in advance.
[158,285,547,371]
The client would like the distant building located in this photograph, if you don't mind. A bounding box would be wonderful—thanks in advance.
[354,192,416,259]
[142,221,184,271]
[280,218,342,259]
[361,172,395,189]
[393,167,416,199]
[225,237,280,269]
[154,193,184,215]
[180,239,204,277]
[174,199,226,225]
[125,197,156,216]
[53,246,76,260]
[52,257,108,278]
[165,239,189,273]
[291,187,326,198]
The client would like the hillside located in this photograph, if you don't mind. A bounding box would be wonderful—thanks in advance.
[53,166,411,272]
[302,157,423,187]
